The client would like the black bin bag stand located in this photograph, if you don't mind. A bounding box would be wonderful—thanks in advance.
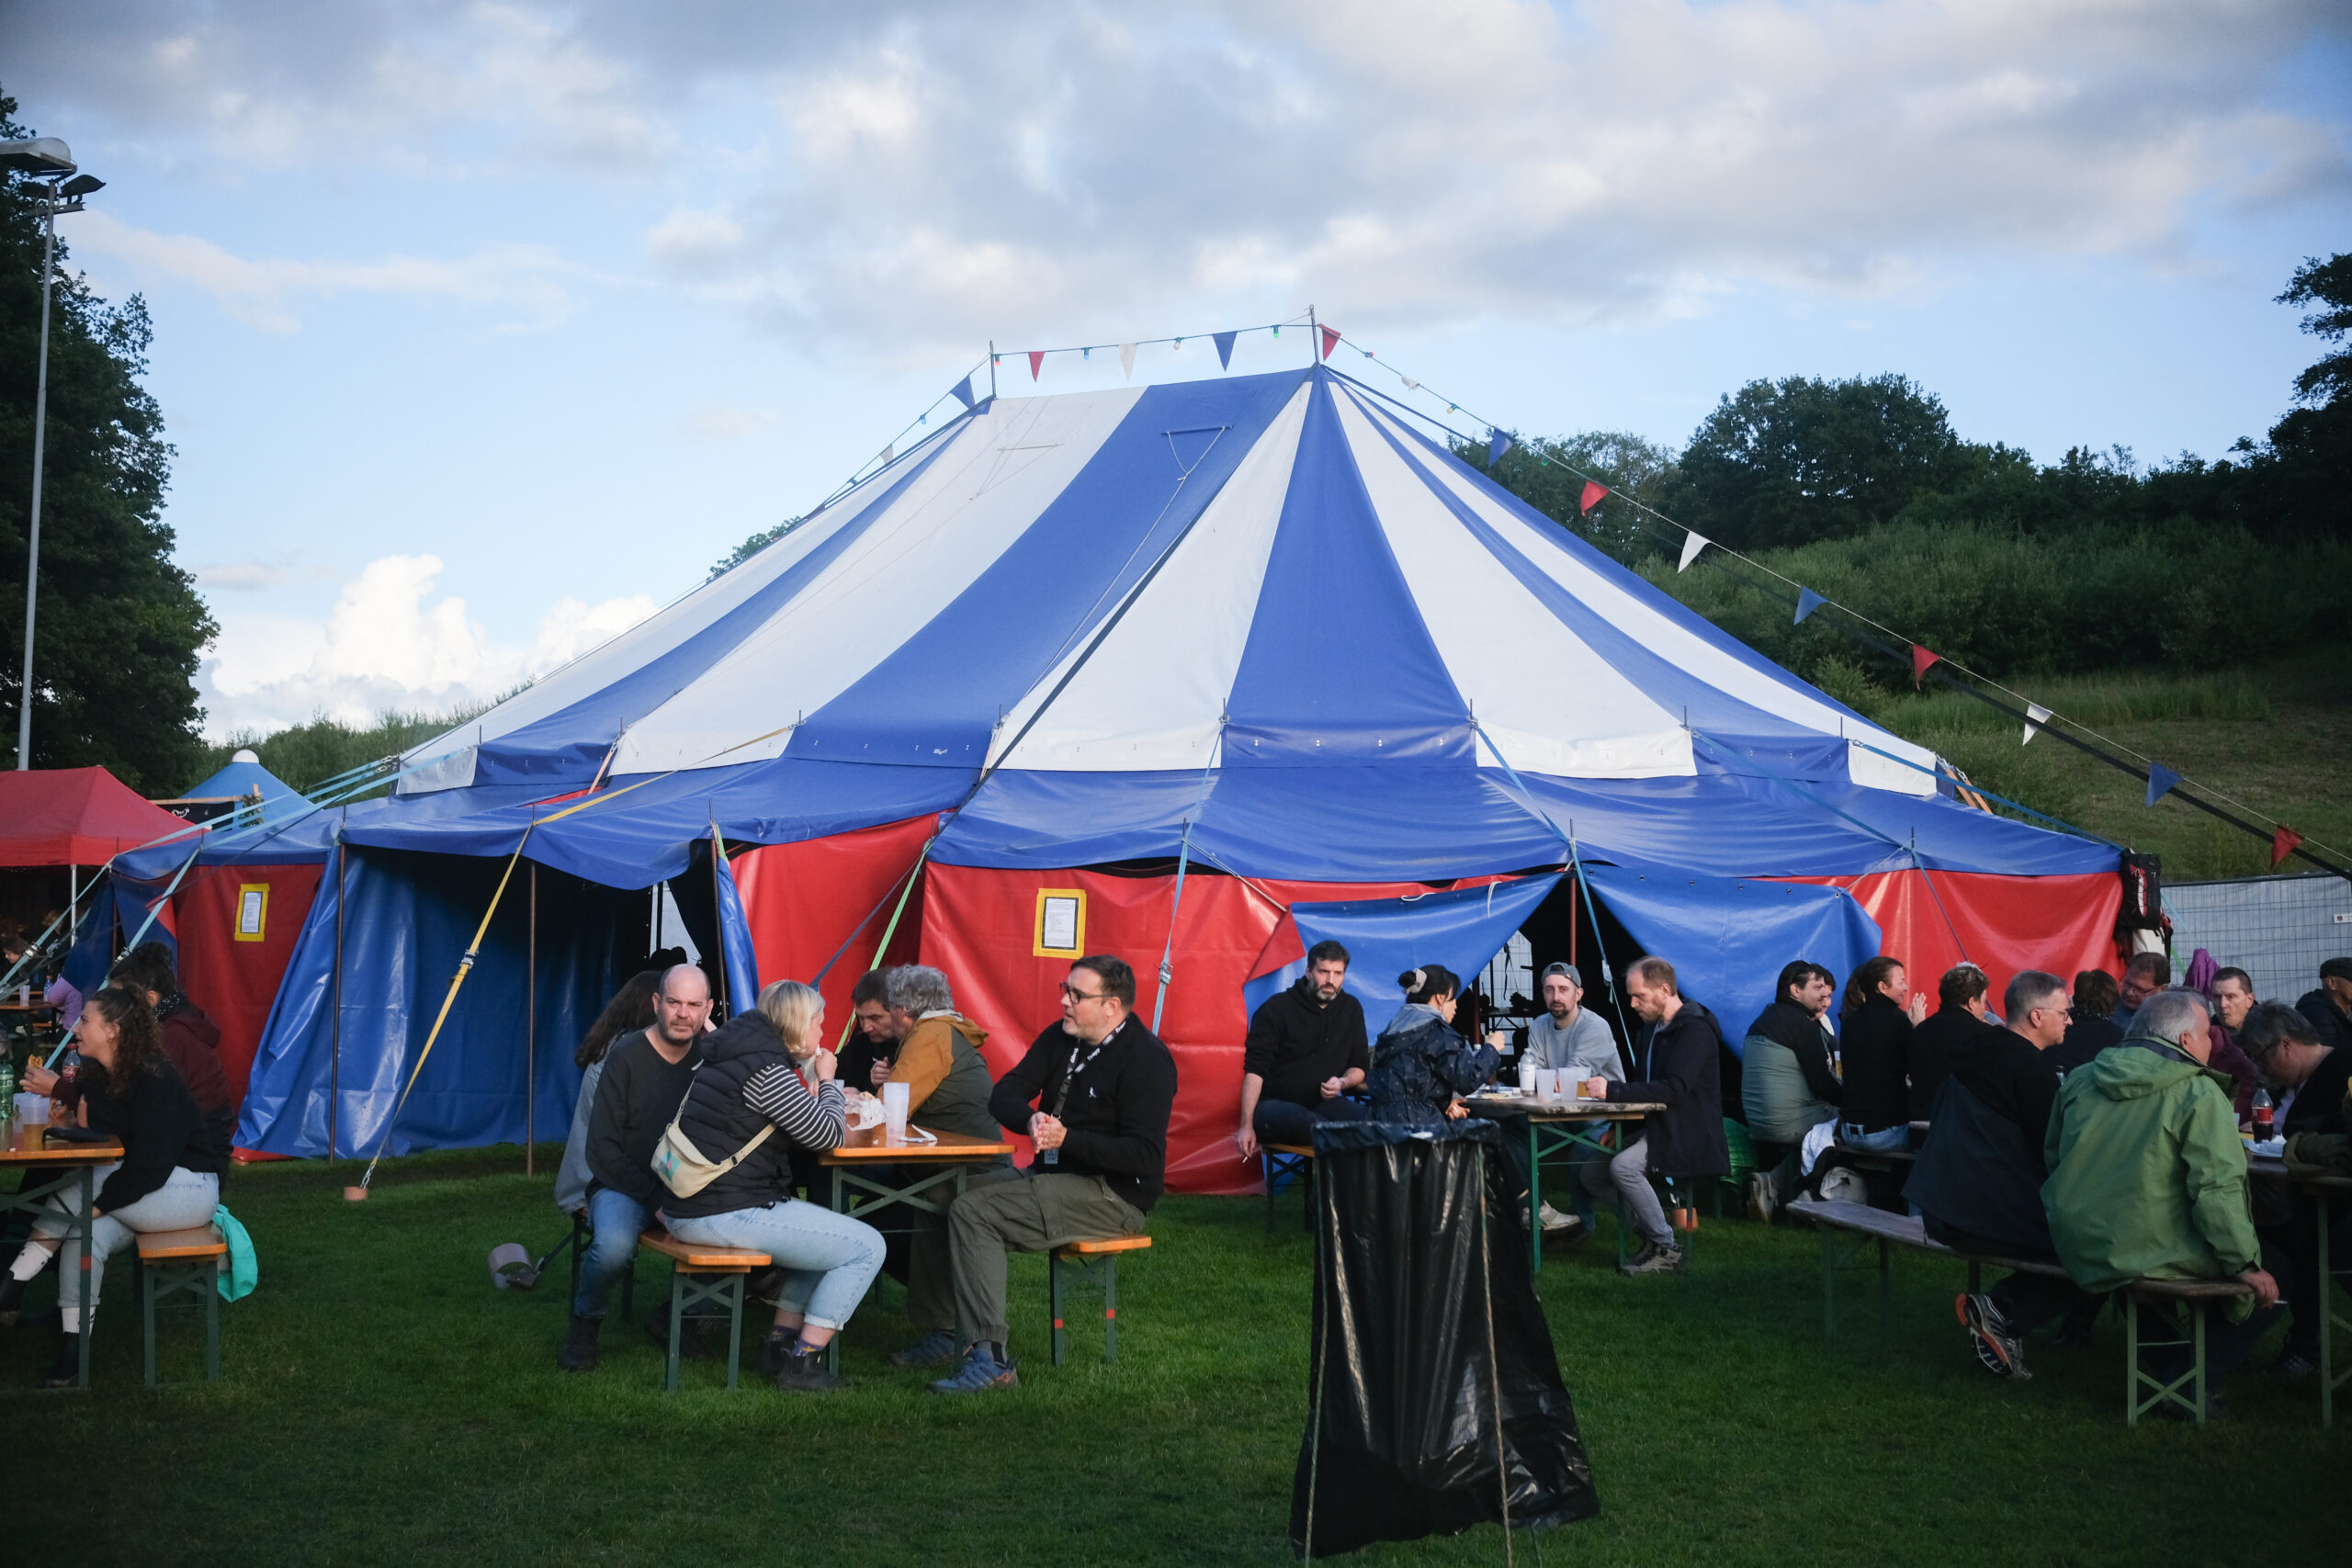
[1291,1117,1599,1560]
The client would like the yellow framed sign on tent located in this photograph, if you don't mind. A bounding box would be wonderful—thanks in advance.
[233,883,269,943]
[1033,888,1086,959]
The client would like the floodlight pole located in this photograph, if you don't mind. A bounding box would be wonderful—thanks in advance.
[16,197,58,769]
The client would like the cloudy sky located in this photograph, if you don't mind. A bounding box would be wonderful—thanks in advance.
[4,1,2346,743]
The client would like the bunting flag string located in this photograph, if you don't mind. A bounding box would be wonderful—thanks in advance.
[2145,761,2181,807]
[1119,343,1137,379]
[1487,430,1512,466]
[1677,531,1708,572]
[1319,323,1341,361]
[951,376,976,412]
[1214,331,1237,369]
[2021,702,2051,745]
[1028,350,1045,381]
[1793,587,1826,624]
[1908,644,1941,688]
[1578,479,1609,514]
[2273,826,2305,868]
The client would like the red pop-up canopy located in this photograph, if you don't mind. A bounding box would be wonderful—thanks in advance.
[0,766,195,866]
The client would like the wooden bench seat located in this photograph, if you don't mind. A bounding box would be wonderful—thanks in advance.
[1049,1235,1152,1366]
[134,1224,227,1387]
[1788,1195,2252,1425]
[637,1230,771,1392]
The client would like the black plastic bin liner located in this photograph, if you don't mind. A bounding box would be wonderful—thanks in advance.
[1289,1118,1598,1558]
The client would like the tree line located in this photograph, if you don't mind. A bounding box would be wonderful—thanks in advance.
[1464,251,2350,694]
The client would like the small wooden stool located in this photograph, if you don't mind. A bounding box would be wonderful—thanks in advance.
[637,1230,770,1392]
[135,1225,228,1387]
[1048,1235,1152,1366]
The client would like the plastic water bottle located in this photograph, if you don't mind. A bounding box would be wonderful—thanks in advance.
[2252,1089,2274,1139]
[0,1055,16,1122]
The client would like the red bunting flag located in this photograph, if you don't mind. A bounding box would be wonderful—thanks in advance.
[1578,480,1609,513]
[1319,324,1340,361]
[1909,644,1941,688]
[1027,350,1045,382]
[2271,827,2304,868]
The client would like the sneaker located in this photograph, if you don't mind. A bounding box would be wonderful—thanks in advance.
[774,1344,852,1393]
[1816,1168,1867,1205]
[888,1328,960,1368]
[930,1343,1020,1395]
[557,1313,601,1373]
[1957,1292,2030,1381]
[1745,1172,1778,1224]
[2270,1346,2320,1381]
[1621,1242,1687,1276]
[1617,1240,1657,1275]
[1537,1202,1586,1238]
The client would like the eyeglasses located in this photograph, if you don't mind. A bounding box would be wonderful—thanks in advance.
[1059,984,1108,1003]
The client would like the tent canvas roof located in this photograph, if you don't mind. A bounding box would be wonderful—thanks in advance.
[0,766,195,867]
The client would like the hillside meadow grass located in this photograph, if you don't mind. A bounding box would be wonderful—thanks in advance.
[8,1145,2345,1567]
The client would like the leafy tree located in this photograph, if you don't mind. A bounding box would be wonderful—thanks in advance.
[1454,429,1678,564]
[1671,373,1968,549]
[0,93,213,790]
[708,515,803,581]
[2280,252,2352,406]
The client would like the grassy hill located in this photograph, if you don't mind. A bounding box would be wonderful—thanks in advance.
[1838,649,2350,883]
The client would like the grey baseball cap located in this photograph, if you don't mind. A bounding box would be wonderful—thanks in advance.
[1539,962,1583,988]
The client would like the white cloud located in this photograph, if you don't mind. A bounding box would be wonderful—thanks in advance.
[10,1,2347,357]
[72,211,586,333]
[198,553,654,738]
[677,401,780,442]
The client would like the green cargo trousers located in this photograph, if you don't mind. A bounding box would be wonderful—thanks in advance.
[949,1170,1146,1352]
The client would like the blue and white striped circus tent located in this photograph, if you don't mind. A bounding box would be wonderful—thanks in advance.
[129,365,2121,1186]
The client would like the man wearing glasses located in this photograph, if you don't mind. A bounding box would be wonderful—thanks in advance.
[1905,970,2091,1381]
[932,954,1177,1394]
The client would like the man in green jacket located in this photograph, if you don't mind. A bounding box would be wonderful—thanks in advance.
[2042,987,2281,1405]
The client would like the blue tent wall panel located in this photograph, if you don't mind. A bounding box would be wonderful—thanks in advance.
[236,847,638,1158]
[1577,864,1882,1055]
[1242,874,1563,1038]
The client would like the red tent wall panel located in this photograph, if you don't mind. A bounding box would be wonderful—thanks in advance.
[731,814,938,1033]
[1776,869,2120,1010]
[173,862,322,1111]
[921,863,1497,1196]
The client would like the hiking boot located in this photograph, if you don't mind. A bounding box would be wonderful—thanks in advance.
[775,1344,852,1393]
[0,1270,25,1329]
[38,1333,80,1390]
[888,1328,960,1368]
[1745,1172,1778,1224]
[1621,1242,1686,1276]
[758,1327,794,1378]
[1957,1292,2030,1380]
[557,1313,601,1372]
[930,1342,1020,1395]
[1617,1240,1657,1275]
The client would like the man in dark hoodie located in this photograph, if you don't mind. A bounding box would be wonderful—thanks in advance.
[1580,956,1727,1277]
[558,963,711,1371]
[1908,969,2091,1380]
[1234,940,1373,1159]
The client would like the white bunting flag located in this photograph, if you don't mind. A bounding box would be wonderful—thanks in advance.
[1119,343,1137,379]
[1401,376,1418,390]
[2022,703,2051,746]
[1678,531,1709,572]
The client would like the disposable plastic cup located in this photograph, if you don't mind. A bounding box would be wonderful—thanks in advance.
[882,1081,910,1144]
[16,1092,49,1125]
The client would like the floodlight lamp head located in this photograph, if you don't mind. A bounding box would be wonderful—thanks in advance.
[0,137,76,176]
[60,174,104,198]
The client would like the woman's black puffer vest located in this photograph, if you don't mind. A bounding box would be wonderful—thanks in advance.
[659,1009,799,1222]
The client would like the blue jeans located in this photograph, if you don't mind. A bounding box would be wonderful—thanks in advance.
[1839,1122,1911,1154]
[666,1200,886,1332]
[573,1189,651,1320]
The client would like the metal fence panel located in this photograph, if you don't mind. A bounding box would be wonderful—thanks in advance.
[2163,874,2352,1005]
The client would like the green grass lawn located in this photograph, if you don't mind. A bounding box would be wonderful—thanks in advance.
[11,1147,2346,1567]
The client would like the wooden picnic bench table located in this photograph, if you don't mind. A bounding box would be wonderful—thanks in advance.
[1,1125,125,1391]
[1460,1095,1670,1272]
[2248,1153,2352,1427]
[1788,1195,2255,1425]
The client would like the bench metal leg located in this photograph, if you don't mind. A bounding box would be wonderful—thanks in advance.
[2128,1293,2209,1426]
[723,1275,744,1392]
[141,1256,158,1389]
[1049,1252,1069,1367]
[666,1265,684,1393]
[141,1258,222,1389]
[1822,1224,1837,1337]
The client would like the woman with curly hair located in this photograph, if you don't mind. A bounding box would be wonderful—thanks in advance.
[0,986,228,1386]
